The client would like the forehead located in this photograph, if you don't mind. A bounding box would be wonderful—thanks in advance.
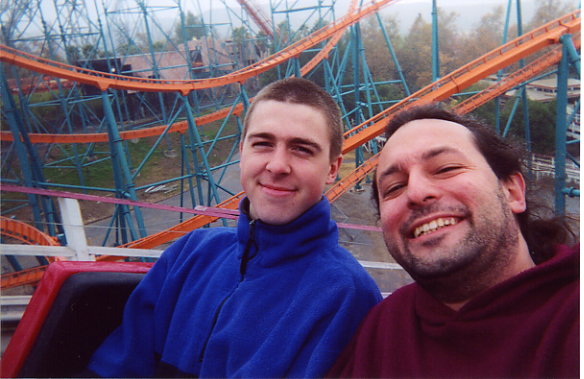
[379,118,484,168]
[246,100,330,139]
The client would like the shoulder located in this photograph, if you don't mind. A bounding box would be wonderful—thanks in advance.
[342,284,419,342]
[161,227,237,263]
[310,247,379,288]
[376,283,418,311]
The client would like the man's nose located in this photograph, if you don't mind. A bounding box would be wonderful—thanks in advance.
[406,172,440,208]
[265,147,291,175]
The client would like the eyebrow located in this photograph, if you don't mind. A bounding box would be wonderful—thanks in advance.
[247,132,323,152]
[377,146,461,180]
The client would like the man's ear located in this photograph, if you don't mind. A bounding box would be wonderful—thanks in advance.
[502,172,526,214]
[326,155,343,184]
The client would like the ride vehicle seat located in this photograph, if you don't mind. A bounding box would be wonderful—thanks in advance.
[1,261,152,378]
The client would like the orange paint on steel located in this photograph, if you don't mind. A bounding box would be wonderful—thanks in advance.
[0,103,246,143]
[0,0,395,95]
[327,26,580,204]
[118,191,246,249]
[0,0,389,145]
[325,154,380,203]
[0,217,60,247]
[0,217,60,289]
[340,11,580,154]
[1,265,48,289]
[455,36,580,115]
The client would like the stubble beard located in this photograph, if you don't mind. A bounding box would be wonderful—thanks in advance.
[384,188,520,305]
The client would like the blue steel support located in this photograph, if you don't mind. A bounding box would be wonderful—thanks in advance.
[431,0,440,82]
[351,23,365,190]
[1,67,43,227]
[1,67,52,266]
[101,90,147,241]
[181,94,222,207]
[561,34,581,76]
[514,0,530,147]
[553,37,570,215]
[375,12,410,96]
[495,0,516,134]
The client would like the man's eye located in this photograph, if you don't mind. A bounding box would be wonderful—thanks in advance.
[436,165,462,174]
[292,146,313,155]
[382,183,405,198]
[252,141,271,148]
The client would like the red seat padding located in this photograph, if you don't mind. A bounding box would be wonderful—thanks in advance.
[1,261,152,378]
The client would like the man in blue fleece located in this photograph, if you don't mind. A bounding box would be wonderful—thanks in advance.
[87,77,382,378]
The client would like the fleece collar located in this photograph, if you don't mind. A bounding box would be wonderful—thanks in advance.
[236,196,338,269]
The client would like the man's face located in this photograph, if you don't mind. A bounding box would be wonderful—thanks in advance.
[239,100,341,225]
[375,119,526,281]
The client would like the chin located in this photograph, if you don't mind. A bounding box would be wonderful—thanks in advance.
[257,211,297,225]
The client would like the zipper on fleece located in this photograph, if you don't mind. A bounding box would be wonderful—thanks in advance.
[239,219,256,279]
[198,219,257,363]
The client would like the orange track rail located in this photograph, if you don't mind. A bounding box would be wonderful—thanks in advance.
[340,10,580,154]
[0,0,360,145]
[1,265,48,289]
[0,0,394,95]
[236,0,274,37]
[1,11,579,287]
[118,191,245,249]
[1,217,60,288]
[455,37,581,114]
[325,31,580,200]
[1,10,578,147]
[120,18,581,250]
[0,217,60,247]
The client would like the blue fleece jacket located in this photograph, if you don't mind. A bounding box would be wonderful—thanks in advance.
[88,197,381,377]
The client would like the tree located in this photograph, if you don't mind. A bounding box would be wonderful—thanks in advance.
[505,99,558,155]
[399,14,433,90]
[459,6,504,66]
[526,0,578,32]
[175,11,206,43]
[361,14,402,82]
[436,9,465,76]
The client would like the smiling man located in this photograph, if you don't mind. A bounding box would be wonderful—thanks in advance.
[86,78,381,378]
[327,103,578,378]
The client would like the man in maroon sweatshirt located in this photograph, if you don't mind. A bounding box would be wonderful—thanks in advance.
[328,103,579,378]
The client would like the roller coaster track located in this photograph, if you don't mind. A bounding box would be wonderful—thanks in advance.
[6,8,571,146]
[108,12,581,250]
[236,0,274,38]
[3,37,576,287]
[326,32,582,203]
[340,10,580,152]
[0,217,60,289]
[0,217,60,247]
[0,0,391,96]
[0,10,579,285]
[0,0,359,144]
[0,0,363,284]
[455,37,581,115]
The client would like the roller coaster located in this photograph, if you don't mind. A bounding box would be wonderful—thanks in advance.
[0,0,581,286]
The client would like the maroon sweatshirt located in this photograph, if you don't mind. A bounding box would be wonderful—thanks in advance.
[328,245,579,378]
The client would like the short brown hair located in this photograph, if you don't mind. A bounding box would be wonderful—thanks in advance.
[242,77,343,161]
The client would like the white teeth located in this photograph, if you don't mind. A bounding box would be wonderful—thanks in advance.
[413,217,458,238]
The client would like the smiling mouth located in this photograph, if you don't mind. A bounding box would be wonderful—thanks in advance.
[412,217,459,238]
[261,183,295,194]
